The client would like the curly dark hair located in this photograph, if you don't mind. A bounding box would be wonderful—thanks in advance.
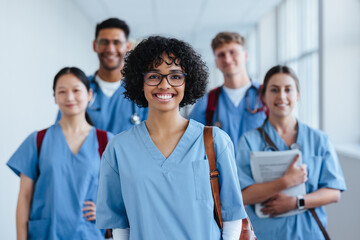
[122,36,209,108]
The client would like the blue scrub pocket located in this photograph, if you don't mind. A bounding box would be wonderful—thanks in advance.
[192,160,212,200]
[28,219,49,240]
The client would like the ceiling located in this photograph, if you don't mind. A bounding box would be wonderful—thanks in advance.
[73,0,282,50]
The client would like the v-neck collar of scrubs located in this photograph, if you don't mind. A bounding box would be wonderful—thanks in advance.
[90,76,124,101]
[56,123,95,156]
[264,119,303,151]
[139,119,201,172]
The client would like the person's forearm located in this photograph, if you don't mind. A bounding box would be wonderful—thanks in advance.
[242,177,288,205]
[304,188,341,209]
[16,197,30,240]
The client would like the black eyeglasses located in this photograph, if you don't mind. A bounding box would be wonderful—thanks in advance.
[143,72,186,87]
[96,39,125,48]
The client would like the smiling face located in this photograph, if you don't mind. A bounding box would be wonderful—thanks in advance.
[214,42,248,77]
[93,28,131,72]
[54,73,92,118]
[263,73,300,119]
[143,55,185,114]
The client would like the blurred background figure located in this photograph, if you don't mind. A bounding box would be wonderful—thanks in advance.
[7,67,113,239]
[189,32,266,154]
[56,18,148,134]
[236,65,346,240]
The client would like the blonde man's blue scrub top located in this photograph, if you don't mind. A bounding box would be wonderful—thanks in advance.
[188,83,266,154]
[7,124,113,240]
[57,76,148,134]
[96,120,247,240]
[236,120,346,240]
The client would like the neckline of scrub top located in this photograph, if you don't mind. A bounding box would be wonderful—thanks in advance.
[264,119,304,151]
[56,123,95,156]
[139,119,201,172]
[90,76,124,101]
[221,88,248,112]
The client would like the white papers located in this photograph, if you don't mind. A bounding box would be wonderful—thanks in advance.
[250,149,306,218]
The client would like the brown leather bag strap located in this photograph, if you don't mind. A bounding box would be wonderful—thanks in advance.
[204,126,223,230]
[257,128,330,240]
[204,126,257,239]
[310,208,331,240]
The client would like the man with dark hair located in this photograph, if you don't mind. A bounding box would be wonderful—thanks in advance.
[189,32,266,153]
[57,18,148,134]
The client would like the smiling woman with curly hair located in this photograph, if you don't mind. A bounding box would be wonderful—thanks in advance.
[96,36,247,240]
[122,35,208,108]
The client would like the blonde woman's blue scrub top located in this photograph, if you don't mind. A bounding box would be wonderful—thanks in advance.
[188,83,266,154]
[96,120,247,240]
[57,76,148,134]
[7,124,113,240]
[236,120,346,240]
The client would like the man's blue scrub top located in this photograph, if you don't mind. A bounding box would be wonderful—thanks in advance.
[189,84,266,154]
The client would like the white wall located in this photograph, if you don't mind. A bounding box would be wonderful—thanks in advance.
[0,0,97,238]
[321,0,360,144]
[325,153,360,239]
[321,1,360,238]
[257,10,278,82]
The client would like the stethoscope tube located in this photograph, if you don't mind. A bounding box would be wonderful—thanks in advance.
[213,84,262,128]
[262,119,300,151]
[88,71,140,125]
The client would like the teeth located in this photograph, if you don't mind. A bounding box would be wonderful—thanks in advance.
[156,94,172,99]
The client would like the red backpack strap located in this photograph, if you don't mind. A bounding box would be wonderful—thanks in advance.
[36,128,48,157]
[96,129,108,158]
[205,87,222,126]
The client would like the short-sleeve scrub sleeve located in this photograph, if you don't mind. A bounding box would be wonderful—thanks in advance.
[7,131,39,181]
[212,127,247,221]
[96,137,129,229]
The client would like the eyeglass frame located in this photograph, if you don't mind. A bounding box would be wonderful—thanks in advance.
[96,39,126,48]
[143,72,187,87]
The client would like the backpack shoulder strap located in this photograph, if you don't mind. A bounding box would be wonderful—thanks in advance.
[96,129,108,158]
[205,87,222,126]
[36,128,48,157]
[203,126,223,229]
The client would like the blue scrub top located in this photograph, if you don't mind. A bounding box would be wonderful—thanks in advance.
[7,124,113,240]
[188,83,266,155]
[96,119,247,240]
[57,75,148,135]
[236,120,347,240]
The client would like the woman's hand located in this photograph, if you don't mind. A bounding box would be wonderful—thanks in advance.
[260,193,297,217]
[82,201,96,221]
[282,155,307,188]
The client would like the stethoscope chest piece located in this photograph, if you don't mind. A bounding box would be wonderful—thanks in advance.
[130,113,141,125]
[290,142,301,150]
